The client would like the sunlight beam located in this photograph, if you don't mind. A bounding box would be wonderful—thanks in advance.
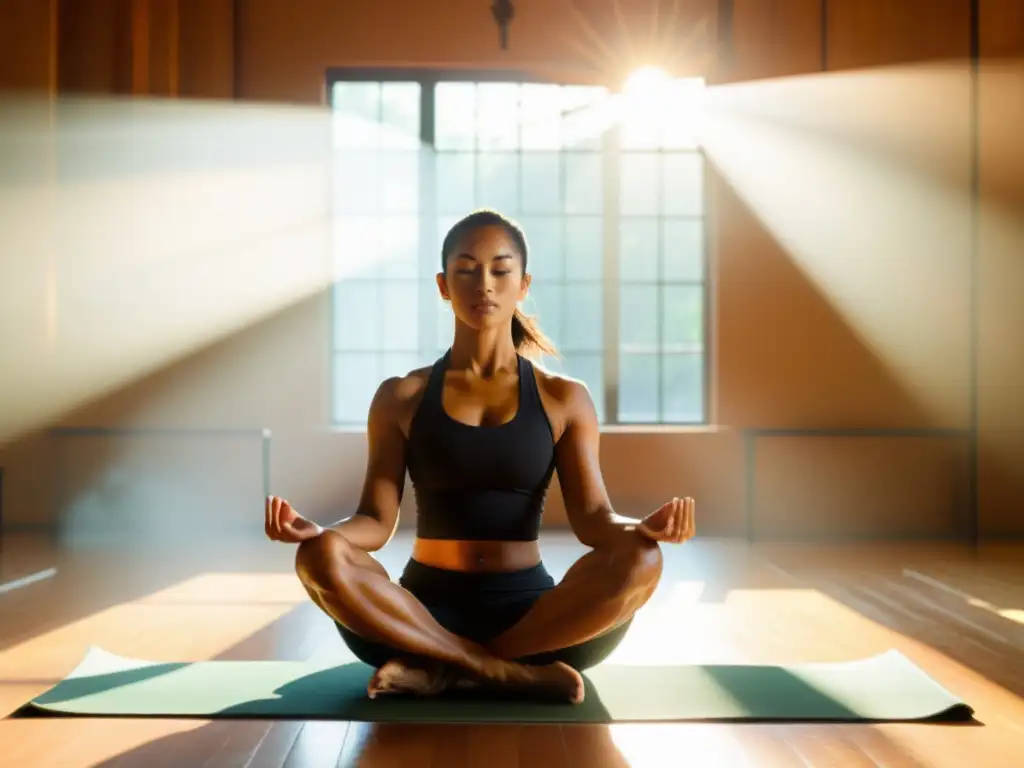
[696,62,976,427]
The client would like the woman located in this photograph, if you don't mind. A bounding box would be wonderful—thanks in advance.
[265,209,696,704]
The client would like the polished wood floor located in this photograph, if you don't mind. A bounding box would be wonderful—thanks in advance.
[1,531,1023,767]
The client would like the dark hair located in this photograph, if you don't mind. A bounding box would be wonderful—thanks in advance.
[440,209,558,358]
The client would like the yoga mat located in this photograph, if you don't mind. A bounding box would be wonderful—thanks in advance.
[21,647,973,724]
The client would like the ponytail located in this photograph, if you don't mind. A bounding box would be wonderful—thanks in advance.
[512,306,558,359]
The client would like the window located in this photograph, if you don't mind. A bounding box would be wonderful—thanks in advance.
[329,70,708,426]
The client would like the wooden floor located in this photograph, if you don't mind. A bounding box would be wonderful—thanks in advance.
[1,531,1023,767]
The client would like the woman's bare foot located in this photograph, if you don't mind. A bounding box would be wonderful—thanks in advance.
[482,660,585,704]
[367,657,585,704]
[367,658,458,698]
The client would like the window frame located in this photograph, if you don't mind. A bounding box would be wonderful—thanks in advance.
[326,67,712,428]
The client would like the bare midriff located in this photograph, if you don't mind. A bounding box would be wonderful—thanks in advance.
[411,538,542,573]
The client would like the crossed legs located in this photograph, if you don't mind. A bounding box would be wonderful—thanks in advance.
[294,529,663,702]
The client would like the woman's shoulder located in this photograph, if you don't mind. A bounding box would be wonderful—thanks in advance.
[529,361,598,427]
[530,361,590,400]
[371,365,434,434]
[385,365,433,400]
[376,365,433,408]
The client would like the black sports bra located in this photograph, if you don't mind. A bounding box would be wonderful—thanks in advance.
[405,350,556,541]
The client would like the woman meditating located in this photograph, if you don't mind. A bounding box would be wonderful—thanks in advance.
[265,209,696,704]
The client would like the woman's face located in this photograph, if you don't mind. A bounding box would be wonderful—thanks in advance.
[437,225,531,331]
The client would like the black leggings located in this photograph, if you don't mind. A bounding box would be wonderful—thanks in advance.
[336,558,632,672]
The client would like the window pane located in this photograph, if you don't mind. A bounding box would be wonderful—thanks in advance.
[333,280,379,350]
[621,106,662,151]
[620,153,659,216]
[562,86,607,150]
[520,152,562,214]
[525,282,563,349]
[619,284,658,351]
[477,152,519,213]
[618,218,658,282]
[662,219,704,281]
[435,83,476,150]
[333,151,379,213]
[331,82,379,149]
[520,84,562,150]
[518,216,563,279]
[662,285,704,348]
[563,283,603,352]
[378,151,419,213]
[662,79,704,150]
[565,217,603,280]
[477,83,520,150]
[380,281,419,351]
[381,352,423,381]
[436,297,454,351]
[436,152,476,215]
[437,213,464,279]
[618,353,659,422]
[376,215,419,279]
[562,353,605,423]
[662,353,704,422]
[662,153,703,217]
[565,153,602,214]
[539,355,565,376]
[379,83,421,149]
[333,82,380,119]
[332,216,380,280]
[333,353,380,424]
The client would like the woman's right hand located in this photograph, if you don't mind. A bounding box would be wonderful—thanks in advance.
[265,495,324,543]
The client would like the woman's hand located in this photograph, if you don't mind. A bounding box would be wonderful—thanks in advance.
[637,497,696,544]
[265,495,324,544]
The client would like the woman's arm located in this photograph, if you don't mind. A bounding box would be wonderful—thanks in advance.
[326,377,408,552]
[553,379,643,549]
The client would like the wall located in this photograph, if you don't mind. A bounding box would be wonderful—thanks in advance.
[0,0,58,94]
[1,0,1019,540]
[978,0,1024,536]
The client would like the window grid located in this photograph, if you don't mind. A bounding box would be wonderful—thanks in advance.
[329,73,707,427]
[618,145,705,423]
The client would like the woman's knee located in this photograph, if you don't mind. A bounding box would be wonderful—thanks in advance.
[607,534,663,588]
[294,529,353,587]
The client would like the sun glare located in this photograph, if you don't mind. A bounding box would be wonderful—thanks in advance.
[623,65,673,98]
[617,66,706,149]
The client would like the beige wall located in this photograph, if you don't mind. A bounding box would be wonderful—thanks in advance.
[1,0,1020,540]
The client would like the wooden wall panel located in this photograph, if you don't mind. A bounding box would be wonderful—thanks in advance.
[827,0,972,70]
[58,0,183,97]
[730,0,824,81]
[57,0,121,94]
[177,0,235,99]
[145,0,180,97]
[980,0,1024,57]
[977,0,1024,534]
[0,0,58,93]
[752,436,968,540]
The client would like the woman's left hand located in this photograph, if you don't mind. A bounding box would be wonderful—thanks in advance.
[637,497,696,544]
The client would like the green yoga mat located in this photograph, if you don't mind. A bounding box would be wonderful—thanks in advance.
[21,647,973,724]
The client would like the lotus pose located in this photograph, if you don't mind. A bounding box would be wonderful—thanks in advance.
[265,209,696,703]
